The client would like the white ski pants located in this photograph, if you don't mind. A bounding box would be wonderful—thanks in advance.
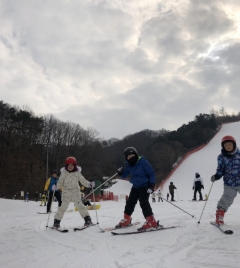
[55,190,89,220]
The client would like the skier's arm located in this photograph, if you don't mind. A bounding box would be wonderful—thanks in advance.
[214,155,225,180]
[78,173,92,188]
[44,178,50,191]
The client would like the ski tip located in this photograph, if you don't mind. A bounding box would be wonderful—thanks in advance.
[224,230,233,235]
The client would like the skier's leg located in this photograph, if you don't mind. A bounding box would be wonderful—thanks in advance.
[139,187,157,229]
[124,187,139,216]
[217,185,237,212]
[199,189,203,200]
[54,191,62,207]
[139,188,153,218]
[193,189,197,200]
[54,193,70,221]
[73,192,90,219]
[47,191,53,213]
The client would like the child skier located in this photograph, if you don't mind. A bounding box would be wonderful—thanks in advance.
[53,157,95,228]
[192,172,204,201]
[157,189,163,202]
[211,135,240,225]
[151,192,156,203]
[116,147,158,231]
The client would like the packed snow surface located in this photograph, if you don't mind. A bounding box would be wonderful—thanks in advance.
[1,122,240,268]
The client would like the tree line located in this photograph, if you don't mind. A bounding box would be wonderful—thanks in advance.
[1,100,240,197]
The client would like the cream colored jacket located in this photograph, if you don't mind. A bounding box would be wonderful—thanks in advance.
[57,166,90,192]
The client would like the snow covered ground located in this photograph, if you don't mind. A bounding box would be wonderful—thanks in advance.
[1,122,240,268]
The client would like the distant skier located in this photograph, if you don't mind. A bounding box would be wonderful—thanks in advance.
[169,182,177,201]
[53,157,95,228]
[25,192,29,202]
[40,193,47,206]
[211,135,240,225]
[192,173,204,201]
[151,192,156,203]
[1,193,5,198]
[35,191,39,202]
[167,193,169,201]
[157,189,163,202]
[116,147,158,231]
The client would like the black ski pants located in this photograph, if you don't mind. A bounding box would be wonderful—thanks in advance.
[124,186,153,218]
[193,188,203,200]
[170,192,175,201]
[47,191,62,213]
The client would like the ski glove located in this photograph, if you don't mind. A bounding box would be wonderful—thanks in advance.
[192,186,194,190]
[202,185,204,189]
[147,184,155,194]
[117,167,124,175]
[89,181,95,188]
[52,185,57,191]
[211,175,216,182]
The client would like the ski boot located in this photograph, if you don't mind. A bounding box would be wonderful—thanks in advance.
[216,209,225,225]
[138,215,158,231]
[116,213,132,229]
[84,216,92,227]
[53,219,61,228]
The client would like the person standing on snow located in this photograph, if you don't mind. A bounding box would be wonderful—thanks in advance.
[116,147,159,231]
[157,189,163,202]
[44,170,62,213]
[169,182,177,201]
[53,157,95,228]
[192,173,204,201]
[151,192,156,203]
[211,135,240,225]
[25,192,29,202]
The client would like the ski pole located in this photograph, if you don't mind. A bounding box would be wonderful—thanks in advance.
[91,185,99,225]
[46,190,56,230]
[161,196,196,219]
[197,182,214,226]
[176,189,180,201]
[83,173,118,201]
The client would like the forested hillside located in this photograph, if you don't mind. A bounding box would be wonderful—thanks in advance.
[1,100,239,198]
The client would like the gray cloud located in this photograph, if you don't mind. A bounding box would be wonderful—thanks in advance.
[1,0,240,139]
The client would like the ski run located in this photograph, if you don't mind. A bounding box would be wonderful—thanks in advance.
[1,122,240,267]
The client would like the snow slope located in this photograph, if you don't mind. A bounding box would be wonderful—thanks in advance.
[1,122,240,268]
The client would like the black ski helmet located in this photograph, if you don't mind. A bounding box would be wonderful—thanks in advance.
[52,170,58,175]
[124,147,138,158]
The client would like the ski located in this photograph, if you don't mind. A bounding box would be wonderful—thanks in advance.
[49,227,68,233]
[38,209,73,214]
[111,225,177,236]
[74,223,97,231]
[99,221,140,232]
[188,200,206,202]
[210,221,233,235]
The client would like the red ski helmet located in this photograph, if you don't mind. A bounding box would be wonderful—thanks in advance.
[221,136,236,147]
[65,157,77,165]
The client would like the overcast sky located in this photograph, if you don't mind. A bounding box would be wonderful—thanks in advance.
[1,0,240,140]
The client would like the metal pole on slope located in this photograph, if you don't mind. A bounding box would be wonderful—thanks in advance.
[197,181,214,226]
[176,189,180,201]
[91,185,99,225]
[46,190,56,230]
[82,173,118,201]
[161,196,196,219]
